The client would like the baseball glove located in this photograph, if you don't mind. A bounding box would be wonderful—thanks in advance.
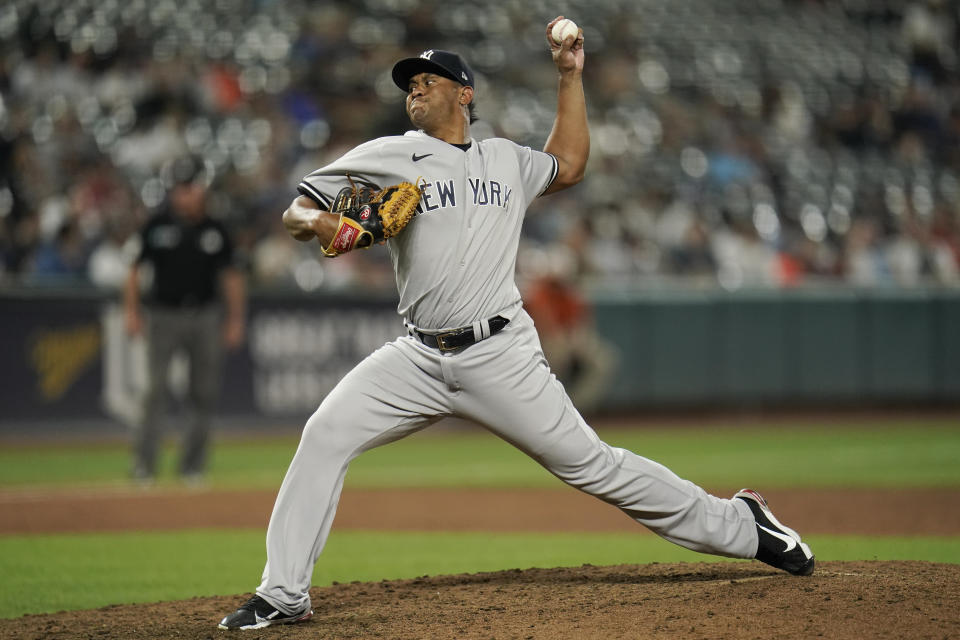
[320,177,422,257]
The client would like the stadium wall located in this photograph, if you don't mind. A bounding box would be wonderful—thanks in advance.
[1,287,957,428]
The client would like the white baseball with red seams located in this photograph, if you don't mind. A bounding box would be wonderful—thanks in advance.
[551,18,579,44]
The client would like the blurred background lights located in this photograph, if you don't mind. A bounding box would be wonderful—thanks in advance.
[293,259,324,292]
[638,60,670,94]
[680,147,709,179]
[595,124,629,157]
[800,204,828,243]
[300,120,331,150]
[753,203,780,243]
[140,177,167,209]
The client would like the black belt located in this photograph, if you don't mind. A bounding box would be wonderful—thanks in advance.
[412,315,510,353]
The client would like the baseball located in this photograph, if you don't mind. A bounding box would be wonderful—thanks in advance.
[551,18,579,44]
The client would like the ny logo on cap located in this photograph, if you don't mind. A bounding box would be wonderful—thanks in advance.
[420,50,435,60]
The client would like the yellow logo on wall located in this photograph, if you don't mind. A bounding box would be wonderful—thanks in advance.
[29,324,102,401]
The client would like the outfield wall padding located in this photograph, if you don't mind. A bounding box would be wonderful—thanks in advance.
[592,287,960,408]
[0,286,956,426]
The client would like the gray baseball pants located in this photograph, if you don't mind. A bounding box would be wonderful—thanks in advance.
[256,309,759,614]
[133,305,222,477]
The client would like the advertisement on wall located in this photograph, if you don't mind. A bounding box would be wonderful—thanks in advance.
[0,295,106,424]
[0,292,403,427]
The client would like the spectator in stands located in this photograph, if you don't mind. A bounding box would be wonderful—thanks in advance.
[24,219,89,284]
[2,0,960,292]
[87,214,139,290]
[524,247,617,413]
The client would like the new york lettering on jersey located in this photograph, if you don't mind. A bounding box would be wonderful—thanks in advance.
[415,178,513,213]
[297,132,548,217]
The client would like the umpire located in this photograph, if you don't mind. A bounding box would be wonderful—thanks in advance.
[123,156,246,484]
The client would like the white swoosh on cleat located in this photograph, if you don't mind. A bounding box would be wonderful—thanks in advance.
[251,611,276,628]
[758,523,797,552]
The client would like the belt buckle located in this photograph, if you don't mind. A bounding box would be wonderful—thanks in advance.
[436,332,456,352]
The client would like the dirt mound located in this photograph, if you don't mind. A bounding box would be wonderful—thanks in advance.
[2,486,957,638]
[1,561,956,640]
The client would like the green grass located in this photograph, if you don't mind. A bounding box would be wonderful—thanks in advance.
[1,528,958,619]
[1,419,959,490]
[349,421,960,489]
[1,417,958,620]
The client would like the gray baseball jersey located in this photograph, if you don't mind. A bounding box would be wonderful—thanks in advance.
[256,131,760,615]
[298,130,556,330]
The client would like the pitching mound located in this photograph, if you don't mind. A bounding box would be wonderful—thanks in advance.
[2,561,956,639]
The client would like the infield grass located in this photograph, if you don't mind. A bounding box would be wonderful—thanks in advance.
[1,529,958,619]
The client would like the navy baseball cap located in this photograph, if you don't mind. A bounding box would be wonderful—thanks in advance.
[392,49,475,91]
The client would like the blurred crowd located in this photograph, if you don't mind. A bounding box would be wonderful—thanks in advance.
[2,0,960,294]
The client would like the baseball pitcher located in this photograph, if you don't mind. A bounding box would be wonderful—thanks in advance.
[218,16,814,631]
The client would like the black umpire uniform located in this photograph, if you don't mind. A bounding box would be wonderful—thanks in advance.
[124,157,246,482]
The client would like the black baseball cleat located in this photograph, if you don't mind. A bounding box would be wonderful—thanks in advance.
[735,488,815,576]
[218,595,313,630]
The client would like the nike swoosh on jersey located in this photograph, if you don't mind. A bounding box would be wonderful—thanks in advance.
[758,523,798,552]
[412,153,433,162]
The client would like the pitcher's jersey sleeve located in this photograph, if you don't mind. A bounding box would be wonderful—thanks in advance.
[511,143,559,207]
[297,137,407,209]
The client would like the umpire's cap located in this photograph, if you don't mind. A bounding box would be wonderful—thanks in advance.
[392,49,474,91]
